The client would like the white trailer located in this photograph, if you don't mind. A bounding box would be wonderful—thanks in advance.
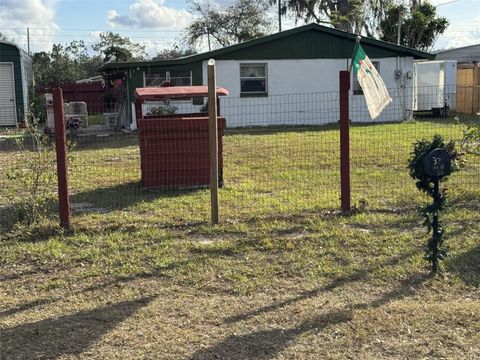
[413,60,457,115]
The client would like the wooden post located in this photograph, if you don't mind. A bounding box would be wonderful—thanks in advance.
[52,88,71,228]
[208,59,219,224]
[340,71,351,213]
[473,62,479,114]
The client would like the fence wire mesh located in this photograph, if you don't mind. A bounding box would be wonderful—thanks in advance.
[1,85,479,230]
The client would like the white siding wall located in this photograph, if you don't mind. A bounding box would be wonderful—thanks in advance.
[202,57,415,127]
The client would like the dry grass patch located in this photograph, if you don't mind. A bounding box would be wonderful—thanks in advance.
[1,269,479,359]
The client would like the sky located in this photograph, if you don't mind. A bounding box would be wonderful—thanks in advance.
[1,0,479,56]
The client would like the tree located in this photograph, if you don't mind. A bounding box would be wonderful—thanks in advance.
[32,41,89,86]
[281,0,390,33]
[379,1,448,51]
[92,32,147,62]
[185,0,273,50]
[32,40,104,86]
[31,32,148,85]
[152,44,196,60]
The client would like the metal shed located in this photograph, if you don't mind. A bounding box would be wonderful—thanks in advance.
[0,40,32,126]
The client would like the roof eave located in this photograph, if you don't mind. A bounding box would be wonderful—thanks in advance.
[98,23,434,71]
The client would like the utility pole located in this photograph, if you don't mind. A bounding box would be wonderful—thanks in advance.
[27,27,30,55]
[278,0,282,32]
[397,11,402,45]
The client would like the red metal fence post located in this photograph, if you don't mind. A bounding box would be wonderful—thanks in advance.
[340,71,351,213]
[208,60,219,224]
[52,87,71,228]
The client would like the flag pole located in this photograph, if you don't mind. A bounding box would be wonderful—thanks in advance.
[348,36,362,73]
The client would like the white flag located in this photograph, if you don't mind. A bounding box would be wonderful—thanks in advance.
[353,44,392,119]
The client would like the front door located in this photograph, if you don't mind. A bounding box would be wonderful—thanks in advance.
[0,63,17,126]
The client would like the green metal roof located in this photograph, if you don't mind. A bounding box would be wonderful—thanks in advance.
[100,23,434,72]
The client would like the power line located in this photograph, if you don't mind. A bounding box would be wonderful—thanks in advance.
[435,0,461,6]
[4,27,183,33]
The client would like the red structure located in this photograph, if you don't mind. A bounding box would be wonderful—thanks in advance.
[135,86,229,188]
[38,80,123,114]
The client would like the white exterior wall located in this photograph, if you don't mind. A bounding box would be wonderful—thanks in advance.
[202,57,415,127]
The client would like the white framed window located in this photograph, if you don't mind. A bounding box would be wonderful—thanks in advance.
[144,70,192,87]
[144,71,166,87]
[169,71,192,86]
[240,63,267,96]
[353,61,380,95]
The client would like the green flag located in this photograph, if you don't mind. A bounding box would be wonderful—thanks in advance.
[352,44,392,119]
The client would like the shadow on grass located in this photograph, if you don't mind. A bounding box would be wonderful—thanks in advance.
[0,268,43,283]
[0,298,54,319]
[449,194,480,212]
[191,274,427,360]
[415,112,479,126]
[0,271,162,321]
[70,181,205,214]
[0,182,204,242]
[446,245,480,287]
[66,133,139,152]
[0,202,63,242]
[224,249,418,325]
[0,296,154,359]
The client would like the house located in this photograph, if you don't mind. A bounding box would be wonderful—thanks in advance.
[0,40,33,126]
[435,44,480,114]
[435,43,480,64]
[99,23,434,128]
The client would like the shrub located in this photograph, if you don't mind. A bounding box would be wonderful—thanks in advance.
[461,124,480,155]
[147,101,178,116]
[4,119,56,226]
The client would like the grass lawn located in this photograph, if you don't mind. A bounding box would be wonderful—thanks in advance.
[87,114,106,126]
[0,119,479,359]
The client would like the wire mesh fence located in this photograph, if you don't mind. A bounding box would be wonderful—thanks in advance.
[1,85,479,230]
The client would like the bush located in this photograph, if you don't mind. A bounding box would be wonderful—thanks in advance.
[4,119,56,226]
[147,101,177,116]
[461,124,480,155]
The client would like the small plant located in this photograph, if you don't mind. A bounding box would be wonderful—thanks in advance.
[407,135,463,273]
[147,101,178,116]
[4,116,56,226]
[66,116,82,130]
[461,123,480,155]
